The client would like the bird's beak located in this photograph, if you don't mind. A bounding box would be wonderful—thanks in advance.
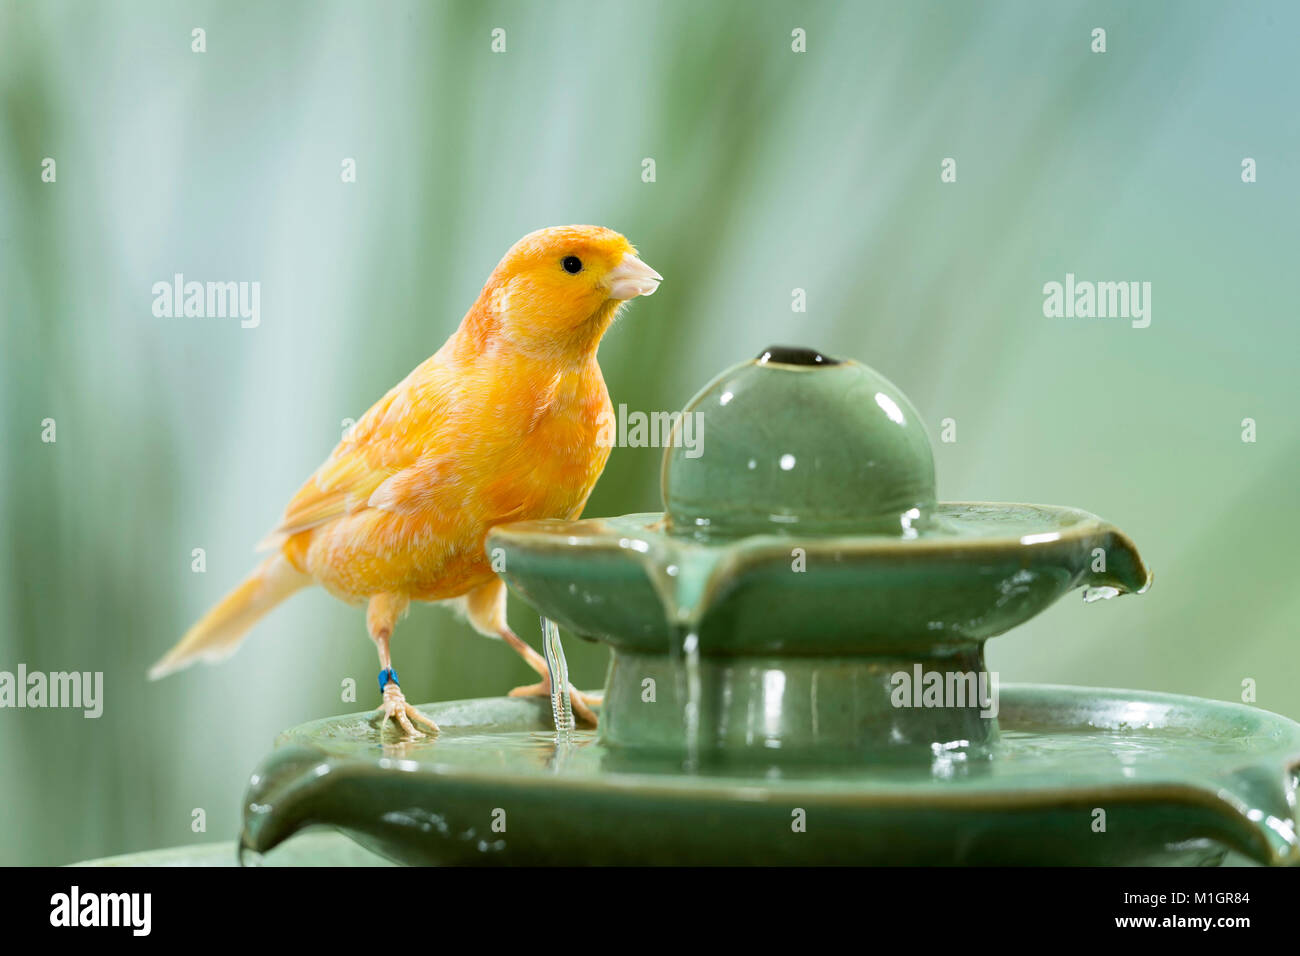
[605,252,663,300]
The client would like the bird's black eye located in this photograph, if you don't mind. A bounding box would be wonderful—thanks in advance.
[562,255,583,274]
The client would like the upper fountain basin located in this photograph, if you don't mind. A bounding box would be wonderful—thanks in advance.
[488,505,1149,655]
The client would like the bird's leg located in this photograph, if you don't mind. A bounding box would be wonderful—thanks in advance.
[463,578,600,727]
[367,593,438,737]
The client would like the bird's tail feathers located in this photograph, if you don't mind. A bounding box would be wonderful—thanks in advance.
[148,553,311,680]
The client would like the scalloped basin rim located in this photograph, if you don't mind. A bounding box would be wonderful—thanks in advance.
[491,500,1148,566]
[485,501,1153,654]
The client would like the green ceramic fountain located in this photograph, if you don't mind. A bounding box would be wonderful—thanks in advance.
[239,347,1300,866]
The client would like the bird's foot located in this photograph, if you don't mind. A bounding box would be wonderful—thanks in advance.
[509,678,601,727]
[374,672,439,738]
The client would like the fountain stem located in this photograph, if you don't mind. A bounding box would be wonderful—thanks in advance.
[600,641,998,762]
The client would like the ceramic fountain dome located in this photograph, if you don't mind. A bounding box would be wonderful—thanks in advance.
[662,346,937,538]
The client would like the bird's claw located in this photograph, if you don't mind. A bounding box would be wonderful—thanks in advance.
[375,683,439,738]
[509,679,601,727]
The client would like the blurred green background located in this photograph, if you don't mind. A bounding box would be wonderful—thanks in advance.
[2,0,1297,865]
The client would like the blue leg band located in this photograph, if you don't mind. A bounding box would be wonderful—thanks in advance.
[378,667,400,692]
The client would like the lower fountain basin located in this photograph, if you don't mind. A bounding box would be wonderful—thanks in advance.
[240,685,1300,866]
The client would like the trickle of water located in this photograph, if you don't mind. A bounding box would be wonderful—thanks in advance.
[663,620,704,771]
[627,539,720,773]
[1082,586,1121,603]
[541,616,575,734]
[681,630,702,771]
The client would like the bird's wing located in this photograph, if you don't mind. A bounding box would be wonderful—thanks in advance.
[257,357,457,549]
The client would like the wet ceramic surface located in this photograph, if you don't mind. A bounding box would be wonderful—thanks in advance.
[240,689,1300,866]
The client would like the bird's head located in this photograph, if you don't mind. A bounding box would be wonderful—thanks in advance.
[475,225,662,357]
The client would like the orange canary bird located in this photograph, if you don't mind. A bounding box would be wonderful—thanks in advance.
[149,225,662,735]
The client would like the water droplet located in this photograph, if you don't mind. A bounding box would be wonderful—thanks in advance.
[682,631,701,771]
[1083,586,1120,603]
[236,834,264,867]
